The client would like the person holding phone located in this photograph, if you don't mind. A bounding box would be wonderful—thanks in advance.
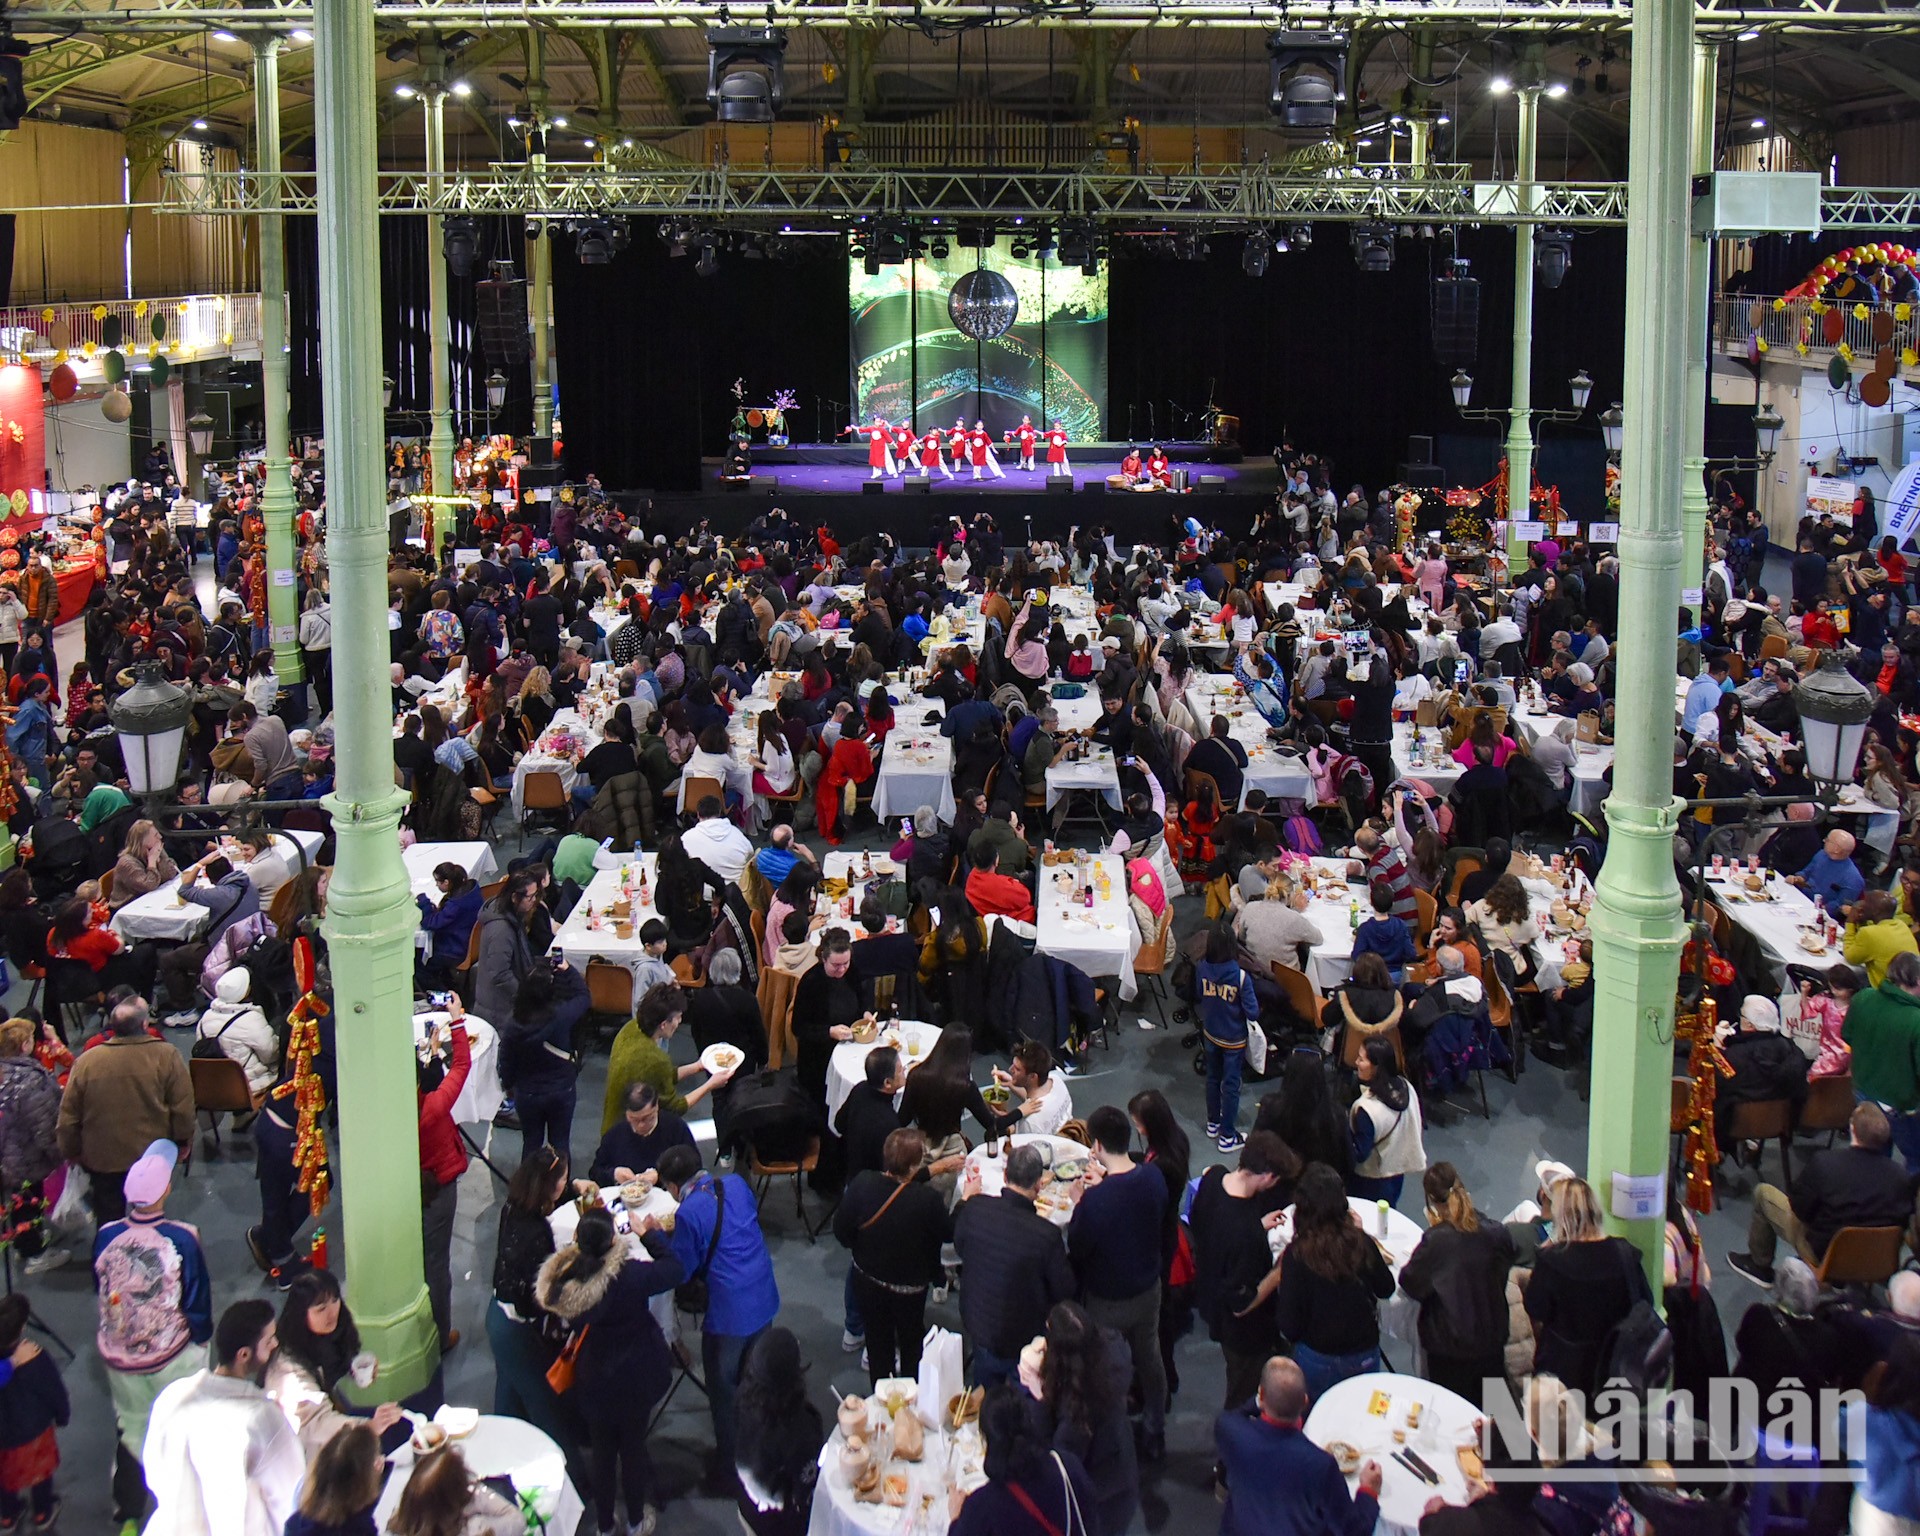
[418,997,472,1352]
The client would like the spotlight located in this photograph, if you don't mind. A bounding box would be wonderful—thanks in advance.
[1286,222,1313,249]
[1351,222,1394,272]
[1177,230,1209,262]
[1033,225,1055,255]
[863,250,880,277]
[191,117,209,131]
[697,238,721,278]
[929,236,950,259]
[291,28,313,42]
[1545,81,1567,98]
[1535,228,1574,288]
[395,83,417,98]
[575,219,614,264]
[451,79,473,97]
[1057,220,1097,270]
[1242,228,1271,277]
[551,116,567,129]
[443,214,481,276]
[1751,116,1767,129]
[706,25,788,124]
[1488,74,1511,94]
[212,30,238,42]
[870,218,910,265]
[1267,29,1349,130]
[1738,27,1762,39]
[1010,240,1030,260]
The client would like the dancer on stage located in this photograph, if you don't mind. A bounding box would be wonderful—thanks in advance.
[1147,445,1171,487]
[1044,420,1072,478]
[948,417,971,475]
[1005,416,1039,472]
[968,420,1006,481]
[918,429,953,480]
[892,420,918,479]
[842,415,897,478]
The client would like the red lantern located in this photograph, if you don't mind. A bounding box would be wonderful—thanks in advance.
[47,364,77,403]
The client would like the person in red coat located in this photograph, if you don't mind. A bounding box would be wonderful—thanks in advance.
[1120,446,1144,481]
[963,844,1035,923]
[1045,421,1072,477]
[948,418,971,472]
[815,733,878,845]
[919,431,953,480]
[843,417,896,479]
[1005,416,1039,472]
[969,421,1006,482]
[892,422,917,478]
[1147,446,1171,487]
[418,1002,471,1351]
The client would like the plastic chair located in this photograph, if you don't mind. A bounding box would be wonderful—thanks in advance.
[97,869,115,906]
[1131,907,1177,1028]
[1270,961,1324,1036]
[746,1133,822,1240]
[452,921,484,1003]
[1726,1098,1796,1193]
[1758,634,1790,662]
[1814,1225,1905,1287]
[671,954,706,989]
[520,770,570,836]
[583,961,636,1048]
[679,775,726,819]
[190,1055,257,1155]
[1445,855,1483,906]
[757,965,800,1070]
[1411,888,1438,954]
[1798,1072,1854,1145]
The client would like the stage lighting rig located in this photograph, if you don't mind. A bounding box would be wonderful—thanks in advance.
[1033,226,1055,256]
[1286,223,1313,250]
[1242,228,1272,277]
[705,26,787,124]
[1535,229,1574,288]
[1351,223,1395,272]
[1177,230,1210,262]
[573,220,614,264]
[443,215,482,277]
[870,218,911,266]
[1267,30,1348,132]
[929,235,951,259]
[696,232,722,277]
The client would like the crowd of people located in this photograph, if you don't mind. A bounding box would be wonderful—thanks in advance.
[1,445,1917,1536]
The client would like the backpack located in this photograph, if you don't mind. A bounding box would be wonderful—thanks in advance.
[191,1010,243,1060]
[95,1223,193,1372]
[1600,1297,1673,1394]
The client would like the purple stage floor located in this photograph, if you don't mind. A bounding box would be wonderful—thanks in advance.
[705,457,1270,496]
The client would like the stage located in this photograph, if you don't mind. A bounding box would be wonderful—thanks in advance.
[703,450,1271,499]
[740,439,1244,468]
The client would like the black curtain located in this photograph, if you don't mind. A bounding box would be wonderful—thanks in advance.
[0,215,14,306]
[1107,225,1630,519]
[551,232,850,493]
[286,212,533,443]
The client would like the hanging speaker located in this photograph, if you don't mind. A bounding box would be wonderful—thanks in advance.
[475,275,531,365]
[1430,270,1481,368]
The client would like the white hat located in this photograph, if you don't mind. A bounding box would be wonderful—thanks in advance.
[1101,636,1122,650]
[215,968,251,1004]
[1534,1158,1576,1195]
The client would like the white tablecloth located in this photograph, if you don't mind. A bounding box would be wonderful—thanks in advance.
[1706,868,1824,972]
[1185,678,1311,804]
[1568,742,1614,816]
[961,1133,1090,1227]
[873,702,957,825]
[1044,742,1121,811]
[375,1414,584,1536]
[809,1395,984,1536]
[1034,852,1140,1000]
[110,830,325,942]
[825,1020,944,1124]
[1391,725,1465,793]
[1270,1197,1425,1368]
[1304,1373,1480,1536]
[546,858,662,1004]
[511,703,606,818]
[404,841,499,898]
[1509,701,1575,748]
[413,1011,502,1126]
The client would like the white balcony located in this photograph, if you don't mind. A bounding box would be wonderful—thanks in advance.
[0,293,266,375]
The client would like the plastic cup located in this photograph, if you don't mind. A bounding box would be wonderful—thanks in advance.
[350,1352,377,1388]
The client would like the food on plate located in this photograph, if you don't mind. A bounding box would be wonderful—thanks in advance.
[852,1462,885,1502]
[883,1472,910,1507]
[1052,1159,1085,1183]
[1744,873,1766,893]
[434,1406,480,1439]
[619,1182,651,1209]
[1458,1446,1485,1480]
[851,1020,879,1045]
[1798,932,1828,955]
[411,1422,449,1455]
[708,1046,741,1072]
[1327,1441,1363,1475]
[948,1388,984,1429]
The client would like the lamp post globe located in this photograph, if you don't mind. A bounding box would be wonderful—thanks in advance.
[107,662,192,806]
[1450,370,1474,411]
[1752,403,1785,463]
[1793,652,1876,790]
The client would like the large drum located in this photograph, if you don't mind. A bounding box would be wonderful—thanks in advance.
[1212,412,1241,445]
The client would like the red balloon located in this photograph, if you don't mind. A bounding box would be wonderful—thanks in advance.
[47,363,77,403]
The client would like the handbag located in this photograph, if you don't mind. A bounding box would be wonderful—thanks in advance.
[673,1176,726,1315]
[544,1325,588,1394]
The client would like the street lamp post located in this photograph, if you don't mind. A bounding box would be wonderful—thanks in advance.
[107,663,191,817]
[1794,654,1876,789]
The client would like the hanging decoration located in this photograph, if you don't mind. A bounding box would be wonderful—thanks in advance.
[270,936,333,1216]
[948,269,1020,341]
[1672,990,1734,1214]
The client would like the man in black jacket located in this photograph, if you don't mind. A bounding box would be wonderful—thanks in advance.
[1729,1101,1917,1285]
[1713,996,1811,1147]
[835,1047,903,1181]
[953,1144,1075,1389]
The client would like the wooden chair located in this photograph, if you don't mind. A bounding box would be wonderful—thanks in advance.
[583,961,636,1049]
[671,954,706,989]
[679,775,727,821]
[1411,889,1439,955]
[190,1055,258,1156]
[520,770,570,835]
[1271,962,1324,1037]
[746,1134,822,1240]
[1798,1072,1855,1145]
[98,869,115,906]
[1445,856,1483,907]
[1131,907,1177,1028]
[481,878,507,902]
[1814,1226,1906,1288]
[1758,634,1790,662]
[1726,1098,1796,1192]
[757,965,800,1070]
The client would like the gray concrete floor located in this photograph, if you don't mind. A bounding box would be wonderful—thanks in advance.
[24,575,1774,1536]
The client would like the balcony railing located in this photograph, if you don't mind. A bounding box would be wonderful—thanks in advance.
[1713,291,1919,372]
[0,293,263,366]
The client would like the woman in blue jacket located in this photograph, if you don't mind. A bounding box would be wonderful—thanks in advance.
[416,863,483,987]
[535,1208,685,1536]
[1197,922,1261,1154]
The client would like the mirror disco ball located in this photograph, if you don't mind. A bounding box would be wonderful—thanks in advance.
[948,269,1019,341]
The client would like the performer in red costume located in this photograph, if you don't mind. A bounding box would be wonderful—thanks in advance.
[1119,446,1144,480]
[969,421,1005,481]
[948,417,970,473]
[1004,415,1039,472]
[892,421,917,478]
[841,415,896,479]
[1146,445,1171,486]
[1044,420,1073,478]
[919,431,953,480]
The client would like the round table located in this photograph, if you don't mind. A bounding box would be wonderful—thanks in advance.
[808,1393,985,1536]
[412,1012,502,1126]
[825,1021,945,1124]
[1304,1371,1481,1536]
[961,1133,1090,1227]
[375,1413,585,1536]
[1270,1196,1426,1369]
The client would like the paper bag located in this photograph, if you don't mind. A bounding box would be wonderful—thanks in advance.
[1414,698,1439,729]
[1575,711,1600,744]
[918,1327,964,1427]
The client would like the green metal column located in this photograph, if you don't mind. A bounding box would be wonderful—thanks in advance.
[424,79,455,558]
[1504,84,1540,572]
[529,210,553,443]
[1586,0,1694,1290]
[254,35,304,691]
[313,0,438,1396]
[1679,41,1719,622]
